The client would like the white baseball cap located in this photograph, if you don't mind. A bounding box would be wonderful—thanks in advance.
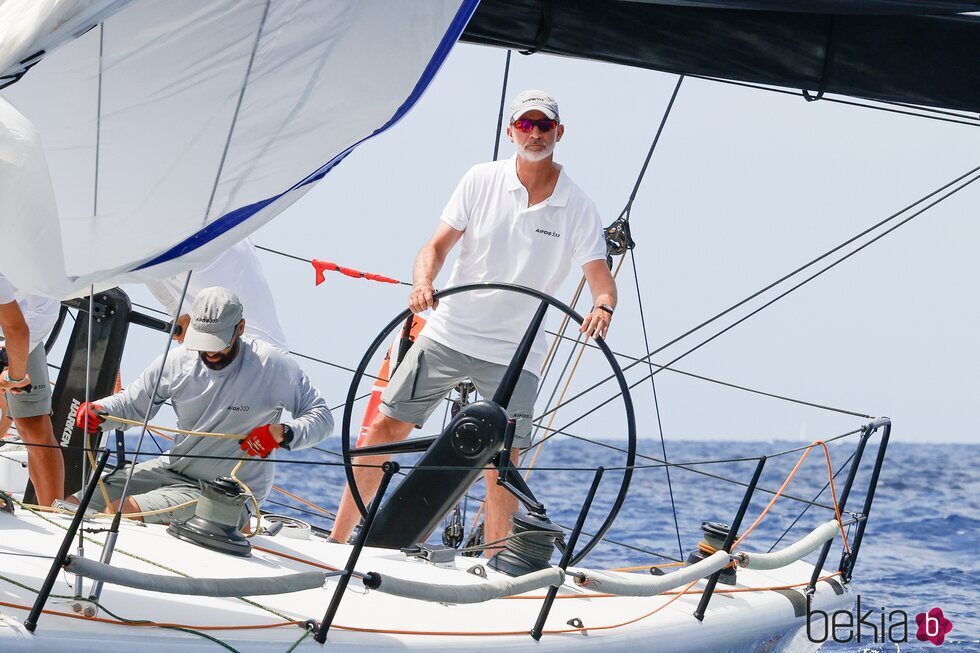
[182,287,244,352]
[509,90,559,122]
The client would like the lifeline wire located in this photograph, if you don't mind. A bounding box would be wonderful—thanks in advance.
[533,162,980,427]
[544,329,872,418]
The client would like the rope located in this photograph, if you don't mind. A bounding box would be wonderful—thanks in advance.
[106,415,242,440]
[491,49,512,161]
[691,74,980,130]
[732,440,850,555]
[629,248,683,560]
[767,452,853,552]
[543,329,872,418]
[618,75,684,221]
[230,459,262,538]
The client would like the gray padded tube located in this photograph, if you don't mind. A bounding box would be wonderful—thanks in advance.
[65,555,327,596]
[365,567,564,604]
[737,520,841,570]
[571,551,730,596]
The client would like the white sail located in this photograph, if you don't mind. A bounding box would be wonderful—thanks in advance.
[0,0,132,81]
[0,0,477,297]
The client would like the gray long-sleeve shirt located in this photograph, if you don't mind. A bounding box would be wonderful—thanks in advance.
[99,336,333,501]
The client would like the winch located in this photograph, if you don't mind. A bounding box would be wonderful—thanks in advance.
[167,477,251,557]
[686,521,737,585]
[488,512,563,577]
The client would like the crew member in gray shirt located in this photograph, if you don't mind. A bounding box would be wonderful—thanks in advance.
[73,286,332,525]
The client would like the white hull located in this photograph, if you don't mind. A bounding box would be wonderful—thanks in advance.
[0,507,852,652]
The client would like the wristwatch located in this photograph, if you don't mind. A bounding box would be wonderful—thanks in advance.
[280,423,295,450]
[596,304,615,316]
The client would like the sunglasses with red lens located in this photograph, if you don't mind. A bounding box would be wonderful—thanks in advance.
[512,118,559,133]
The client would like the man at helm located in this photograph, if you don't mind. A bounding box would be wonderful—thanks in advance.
[71,286,333,524]
[331,90,617,548]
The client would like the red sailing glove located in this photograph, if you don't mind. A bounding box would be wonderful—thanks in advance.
[240,424,280,458]
[75,402,106,434]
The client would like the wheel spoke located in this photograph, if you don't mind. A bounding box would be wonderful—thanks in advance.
[350,436,439,457]
[492,300,548,408]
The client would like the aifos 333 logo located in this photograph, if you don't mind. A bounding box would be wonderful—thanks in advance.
[807,596,954,646]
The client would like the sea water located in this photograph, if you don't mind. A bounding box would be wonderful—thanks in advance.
[269,438,979,651]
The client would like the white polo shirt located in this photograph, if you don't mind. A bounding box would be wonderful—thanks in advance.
[146,239,289,350]
[0,272,60,352]
[421,156,606,374]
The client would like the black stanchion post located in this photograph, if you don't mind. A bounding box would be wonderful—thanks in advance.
[805,420,881,599]
[531,466,604,640]
[315,461,399,644]
[694,456,766,622]
[842,421,890,582]
[25,448,111,633]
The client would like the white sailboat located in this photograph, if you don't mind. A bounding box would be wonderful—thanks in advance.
[2,1,976,650]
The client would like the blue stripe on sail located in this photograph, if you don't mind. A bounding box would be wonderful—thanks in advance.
[135,0,481,271]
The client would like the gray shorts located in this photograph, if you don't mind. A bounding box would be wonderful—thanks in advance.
[5,343,52,419]
[83,458,203,525]
[379,336,538,448]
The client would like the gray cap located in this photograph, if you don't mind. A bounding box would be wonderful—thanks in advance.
[509,89,559,121]
[182,287,244,352]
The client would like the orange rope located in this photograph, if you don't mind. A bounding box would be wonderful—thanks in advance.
[732,440,849,554]
[733,447,813,549]
[252,544,340,572]
[539,275,587,377]
[470,257,625,531]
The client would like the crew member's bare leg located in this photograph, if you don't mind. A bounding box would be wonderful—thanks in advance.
[107,496,144,522]
[16,414,64,506]
[331,413,414,543]
[483,447,520,556]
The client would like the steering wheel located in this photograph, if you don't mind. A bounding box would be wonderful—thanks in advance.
[341,282,636,565]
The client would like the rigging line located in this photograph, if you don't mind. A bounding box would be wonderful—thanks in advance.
[524,275,588,453]
[630,248,683,560]
[533,162,980,425]
[130,301,168,316]
[491,49,512,161]
[516,255,627,514]
[77,284,95,591]
[619,75,684,220]
[544,329,872,418]
[130,298,381,386]
[546,167,980,434]
[114,272,192,513]
[200,0,271,228]
[550,520,682,563]
[253,243,310,264]
[883,99,980,122]
[75,24,105,589]
[690,74,980,129]
[767,451,854,553]
[263,498,333,522]
[528,424,862,510]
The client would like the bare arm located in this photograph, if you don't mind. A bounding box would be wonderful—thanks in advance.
[409,222,464,313]
[0,300,30,390]
[580,259,618,340]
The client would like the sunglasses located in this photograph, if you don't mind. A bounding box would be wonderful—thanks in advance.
[512,118,559,133]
